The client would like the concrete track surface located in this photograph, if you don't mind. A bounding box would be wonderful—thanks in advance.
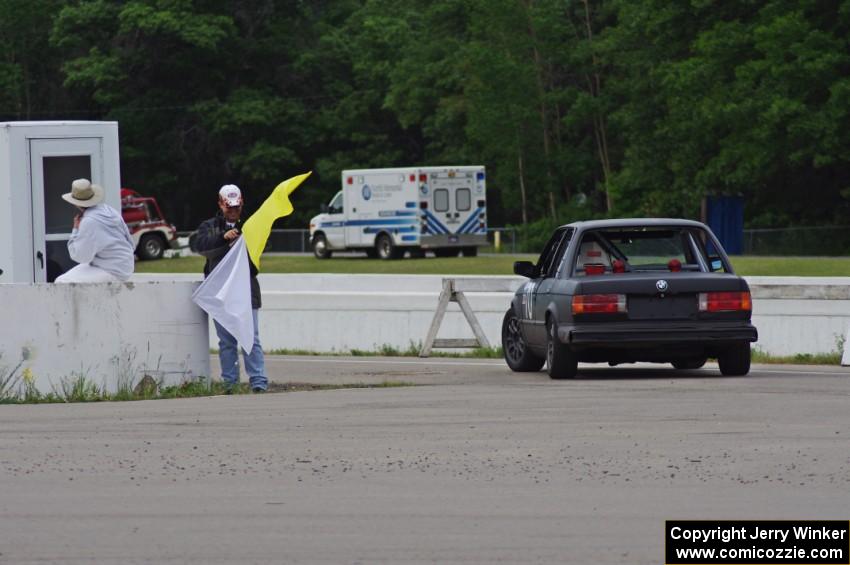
[2,357,849,564]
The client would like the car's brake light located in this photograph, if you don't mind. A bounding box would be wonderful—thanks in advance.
[698,291,752,312]
[584,263,605,275]
[572,294,627,315]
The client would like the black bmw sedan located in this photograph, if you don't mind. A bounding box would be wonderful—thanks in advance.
[502,219,758,379]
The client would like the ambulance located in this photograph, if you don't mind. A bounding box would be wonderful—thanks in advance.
[309,166,487,259]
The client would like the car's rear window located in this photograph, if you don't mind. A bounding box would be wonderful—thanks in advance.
[574,227,727,275]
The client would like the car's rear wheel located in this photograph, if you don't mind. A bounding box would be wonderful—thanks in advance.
[501,309,544,372]
[671,357,707,370]
[718,343,751,376]
[312,234,332,259]
[138,233,166,260]
[546,318,577,379]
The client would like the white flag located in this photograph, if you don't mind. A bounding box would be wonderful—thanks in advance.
[191,237,254,354]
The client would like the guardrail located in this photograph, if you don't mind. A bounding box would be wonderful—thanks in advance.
[128,273,850,361]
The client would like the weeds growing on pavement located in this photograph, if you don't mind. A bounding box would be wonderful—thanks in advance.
[0,354,25,402]
[752,349,842,365]
[1,366,414,404]
[751,334,845,365]
[267,341,503,359]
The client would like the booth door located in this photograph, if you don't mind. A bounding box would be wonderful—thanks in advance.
[29,138,104,282]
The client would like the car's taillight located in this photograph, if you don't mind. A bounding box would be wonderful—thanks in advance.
[698,291,752,312]
[572,294,627,315]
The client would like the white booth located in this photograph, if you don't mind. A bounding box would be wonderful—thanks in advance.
[0,121,121,283]
[0,122,210,392]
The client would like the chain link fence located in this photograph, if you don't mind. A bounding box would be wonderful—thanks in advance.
[178,228,521,254]
[743,226,850,256]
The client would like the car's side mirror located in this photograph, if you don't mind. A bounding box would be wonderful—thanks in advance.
[320,203,329,213]
[513,261,537,278]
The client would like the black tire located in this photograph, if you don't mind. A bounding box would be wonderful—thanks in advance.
[462,246,478,257]
[365,248,378,259]
[546,318,578,379]
[138,233,165,260]
[502,309,545,372]
[376,234,402,260]
[671,358,707,370]
[718,342,751,376]
[312,234,332,259]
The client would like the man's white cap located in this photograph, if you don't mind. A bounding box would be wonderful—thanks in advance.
[219,184,242,206]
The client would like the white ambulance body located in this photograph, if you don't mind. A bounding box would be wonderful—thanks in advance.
[309,166,487,259]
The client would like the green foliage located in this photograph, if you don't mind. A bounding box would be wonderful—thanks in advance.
[1,0,847,232]
[0,354,24,401]
[51,373,103,402]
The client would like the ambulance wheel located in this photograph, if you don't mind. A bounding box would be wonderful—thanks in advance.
[138,233,166,260]
[376,234,402,260]
[312,234,332,259]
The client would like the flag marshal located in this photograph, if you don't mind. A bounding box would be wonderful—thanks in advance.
[191,237,254,354]
[241,171,311,268]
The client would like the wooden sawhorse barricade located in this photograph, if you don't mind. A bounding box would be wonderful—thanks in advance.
[419,277,518,357]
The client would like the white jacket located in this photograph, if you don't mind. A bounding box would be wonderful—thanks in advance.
[67,204,135,281]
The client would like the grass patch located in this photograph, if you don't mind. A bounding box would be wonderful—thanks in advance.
[267,343,503,359]
[730,256,850,276]
[267,381,414,392]
[140,254,532,275]
[0,375,416,404]
[752,349,843,366]
[137,253,850,276]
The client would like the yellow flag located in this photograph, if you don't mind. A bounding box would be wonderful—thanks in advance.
[241,171,311,268]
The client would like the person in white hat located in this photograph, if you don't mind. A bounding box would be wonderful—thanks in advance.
[191,184,267,393]
[55,178,135,283]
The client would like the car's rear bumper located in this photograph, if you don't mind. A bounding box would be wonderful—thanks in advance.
[559,320,758,347]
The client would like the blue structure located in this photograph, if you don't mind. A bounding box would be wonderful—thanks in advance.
[706,196,744,255]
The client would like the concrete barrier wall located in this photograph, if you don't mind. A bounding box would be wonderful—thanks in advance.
[133,273,850,356]
[0,282,209,394]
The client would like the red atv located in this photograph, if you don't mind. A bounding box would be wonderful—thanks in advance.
[121,188,179,260]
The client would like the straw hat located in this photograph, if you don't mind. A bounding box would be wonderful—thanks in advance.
[61,178,104,208]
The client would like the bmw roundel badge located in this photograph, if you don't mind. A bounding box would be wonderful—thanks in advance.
[656,279,669,292]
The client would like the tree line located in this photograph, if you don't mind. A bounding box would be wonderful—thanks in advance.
[1,0,848,237]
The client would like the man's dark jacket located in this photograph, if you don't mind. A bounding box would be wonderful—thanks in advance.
[192,212,261,309]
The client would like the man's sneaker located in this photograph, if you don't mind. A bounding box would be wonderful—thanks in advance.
[252,387,266,393]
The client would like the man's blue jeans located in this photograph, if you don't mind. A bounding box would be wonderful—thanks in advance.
[214,309,267,391]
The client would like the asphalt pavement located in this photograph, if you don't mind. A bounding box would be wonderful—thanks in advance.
[1,356,849,564]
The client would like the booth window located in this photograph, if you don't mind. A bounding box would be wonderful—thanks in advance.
[43,156,91,234]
